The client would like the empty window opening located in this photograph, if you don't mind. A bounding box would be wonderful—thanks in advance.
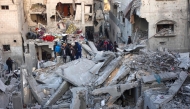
[1,5,9,10]
[56,3,73,19]
[30,3,46,13]
[13,40,16,43]
[30,14,47,25]
[3,45,10,51]
[50,15,55,22]
[160,42,166,45]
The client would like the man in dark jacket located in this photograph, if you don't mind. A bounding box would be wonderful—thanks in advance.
[6,57,13,73]
[127,36,132,45]
[75,42,82,59]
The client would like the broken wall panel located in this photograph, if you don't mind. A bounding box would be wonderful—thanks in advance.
[95,56,122,86]
[56,58,96,86]
[44,81,70,106]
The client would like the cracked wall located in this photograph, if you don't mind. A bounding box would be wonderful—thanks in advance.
[139,0,189,51]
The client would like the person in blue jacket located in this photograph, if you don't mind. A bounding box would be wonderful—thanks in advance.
[55,43,61,57]
[74,42,82,59]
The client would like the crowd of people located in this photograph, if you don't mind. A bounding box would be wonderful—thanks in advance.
[95,36,132,52]
[54,41,82,63]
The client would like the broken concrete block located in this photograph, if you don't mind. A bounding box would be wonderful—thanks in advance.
[52,103,70,108]
[56,58,96,86]
[92,83,138,105]
[142,72,178,83]
[70,87,87,109]
[44,81,70,106]
[41,61,56,68]
[89,62,104,74]
[88,41,98,53]
[169,71,188,95]
[0,92,9,108]
[12,92,23,109]
[27,75,45,105]
[178,53,190,69]
[95,56,122,86]
[108,65,130,86]
[0,79,6,92]
[82,44,94,55]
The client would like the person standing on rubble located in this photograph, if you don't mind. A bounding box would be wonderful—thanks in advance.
[114,41,118,52]
[70,43,76,61]
[53,41,57,58]
[55,42,61,57]
[6,57,13,74]
[127,36,132,45]
[75,42,82,59]
[62,43,71,63]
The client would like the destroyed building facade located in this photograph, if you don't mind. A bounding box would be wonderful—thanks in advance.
[108,0,190,52]
[0,0,28,67]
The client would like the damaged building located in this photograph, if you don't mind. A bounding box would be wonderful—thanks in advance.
[1,0,190,109]
[0,0,28,67]
[108,0,190,52]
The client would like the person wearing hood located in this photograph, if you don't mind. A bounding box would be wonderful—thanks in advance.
[74,42,82,59]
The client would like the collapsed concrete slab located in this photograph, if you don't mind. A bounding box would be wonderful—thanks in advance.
[178,53,190,69]
[70,87,87,109]
[27,75,46,105]
[0,92,9,108]
[82,44,94,55]
[95,56,122,86]
[12,92,23,109]
[56,58,96,86]
[44,81,70,106]
[168,71,188,95]
[93,51,115,68]
[41,61,56,68]
[88,41,98,53]
[108,65,130,86]
[0,79,6,92]
[142,72,178,83]
[89,62,104,74]
[144,88,173,109]
[92,83,138,105]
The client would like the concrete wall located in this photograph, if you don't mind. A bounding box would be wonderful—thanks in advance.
[108,0,132,43]
[0,33,23,68]
[139,0,189,51]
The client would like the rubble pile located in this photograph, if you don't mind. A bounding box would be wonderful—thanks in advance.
[0,41,190,109]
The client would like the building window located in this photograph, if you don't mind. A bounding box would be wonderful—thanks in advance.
[3,45,10,51]
[1,5,9,10]
[155,20,176,37]
[157,24,174,33]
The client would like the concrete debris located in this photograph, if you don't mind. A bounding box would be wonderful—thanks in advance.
[82,43,94,55]
[95,56,122,86]
[0,79,6,92]
[1,34,190,109]
[88,41,98,53]
[56,58,96,86]
[108,65,130,86]
[142,72,178,83]
[168,71,188,95]
[92,83,138,105]
[44,81,69,106]
[70,87,87,109]
[41,61,56,68]
[178,53,190,69]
